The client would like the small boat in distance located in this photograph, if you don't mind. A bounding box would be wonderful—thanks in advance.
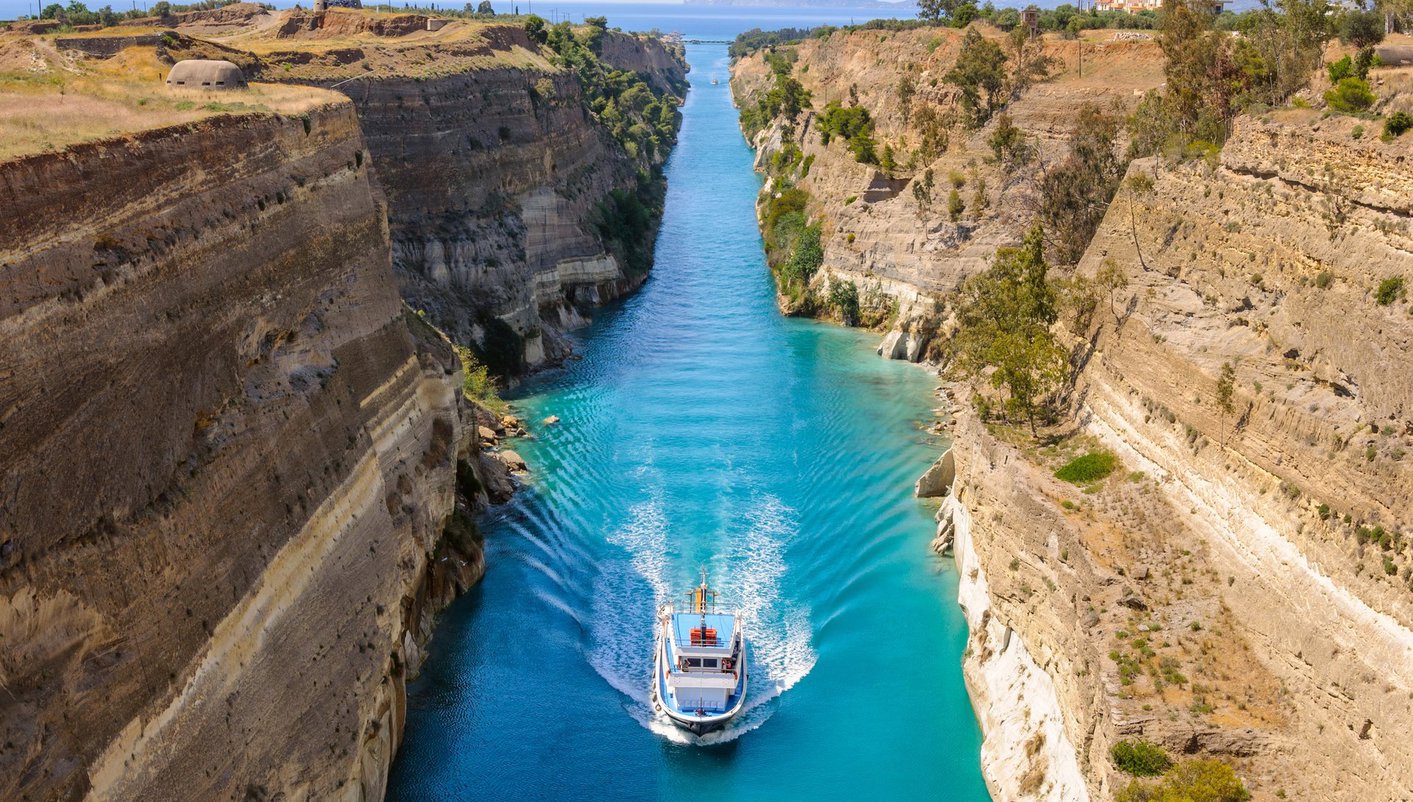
[651,569,748,735]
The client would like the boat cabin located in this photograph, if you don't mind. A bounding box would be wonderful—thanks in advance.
[666,611,740,710]
[653,570,749,733]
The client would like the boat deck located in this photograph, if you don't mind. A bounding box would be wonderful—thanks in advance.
[671,612,736,648]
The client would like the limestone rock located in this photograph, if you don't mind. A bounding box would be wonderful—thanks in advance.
[496,450,528,473]
[915,448,956,498]
[0,104,471,802]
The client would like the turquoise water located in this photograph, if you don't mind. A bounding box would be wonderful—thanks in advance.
[386,43,990,802]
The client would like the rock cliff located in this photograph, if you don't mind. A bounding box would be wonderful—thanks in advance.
[252,15,688,373]
[924,108,1413,801]
[0,99,483,801]
[733,26,1162,354]
[0,12,685,798]
[735,22,1413,802]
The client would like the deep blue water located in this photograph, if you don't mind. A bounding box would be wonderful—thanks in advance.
[385,41,990,802]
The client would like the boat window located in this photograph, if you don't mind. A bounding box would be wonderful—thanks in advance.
[703,659,717,668]
[686,658,702,667]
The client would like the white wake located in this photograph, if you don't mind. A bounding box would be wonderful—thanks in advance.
[587,493,816,745]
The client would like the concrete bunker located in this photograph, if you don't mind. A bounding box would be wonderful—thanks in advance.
[166,59,247,90]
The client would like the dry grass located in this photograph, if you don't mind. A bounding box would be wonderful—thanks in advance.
[0,40,337,162]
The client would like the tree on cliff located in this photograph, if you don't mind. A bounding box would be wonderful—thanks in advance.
[1136,0,1336,153]
[1216,361,1236,445]
[818,102,878,164]
[918,0,961,23]
[944,29,1009,128]
[1038,103,1126,265]
[523,14,548,43]
[948,225,1066,435]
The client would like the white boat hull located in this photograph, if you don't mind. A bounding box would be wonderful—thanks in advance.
[651,620,748,735]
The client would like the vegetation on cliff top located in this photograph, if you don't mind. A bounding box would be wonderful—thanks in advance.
[32,0,245,28]
[1130,0,1380,156]
[530,15,681,164]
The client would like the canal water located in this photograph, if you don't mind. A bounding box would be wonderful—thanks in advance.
[387,42,991,802]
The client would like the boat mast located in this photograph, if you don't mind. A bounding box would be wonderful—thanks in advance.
[694,567,716,639]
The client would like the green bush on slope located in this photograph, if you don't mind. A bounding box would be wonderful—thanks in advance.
[1054,451,1118,483]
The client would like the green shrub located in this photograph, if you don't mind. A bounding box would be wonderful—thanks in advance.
[451,344,508,415]
[1376,276,1405,306]
[947,188,965,221]
[1324,77,1376,113]
[1327,55,1354,82]
[1055,451,1118,483]
[1112,740,1172,776]
[827,278,860,326]
[1116,758,1251,802]
[818,101,878,165]
[1386,111,1413,138]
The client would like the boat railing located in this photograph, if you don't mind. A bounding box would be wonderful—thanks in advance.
[678,697,725,714]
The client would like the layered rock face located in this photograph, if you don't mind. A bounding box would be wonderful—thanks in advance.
[732,26,1163,354]
[928,110,1413,801]
[266,23,688,372]
[1068,112,1413,799]
[0,104,479,800]
[356,62,645,367]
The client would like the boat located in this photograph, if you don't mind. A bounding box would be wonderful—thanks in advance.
[651,570,748,735]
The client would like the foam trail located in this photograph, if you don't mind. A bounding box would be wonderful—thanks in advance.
[718,497,817,708]
[586,498,671,702]
[633,495,818,745]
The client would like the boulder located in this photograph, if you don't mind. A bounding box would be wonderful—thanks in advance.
[915,448,956,498]
[496,450,528,473]
[1118,593,1148,611]
[477,452,515,503]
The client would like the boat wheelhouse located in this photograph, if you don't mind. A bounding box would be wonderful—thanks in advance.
[651,571,748,735]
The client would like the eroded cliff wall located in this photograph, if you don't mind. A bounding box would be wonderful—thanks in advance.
[0,104,478,801]
[258,19,687,373]
[927,109,1413,801]
[1068,111,1413,799]
[732,26,1163,354]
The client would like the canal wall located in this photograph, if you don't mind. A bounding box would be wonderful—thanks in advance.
[0,13,683,800]
[744,20,1413,800]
